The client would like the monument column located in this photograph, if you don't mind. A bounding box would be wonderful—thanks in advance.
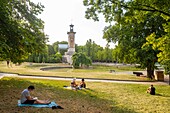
[64,24,76,64]
[67,24,76,52]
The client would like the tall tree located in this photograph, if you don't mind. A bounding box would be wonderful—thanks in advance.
[103,43,111,62]
[85,39,92,57]
[77,39,104,62]
[0,0,47,63]
[103,14,166,78]
[83,0,170,78]
[47,45,55,56]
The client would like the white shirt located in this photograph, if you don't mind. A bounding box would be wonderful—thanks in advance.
[21,89,30,103]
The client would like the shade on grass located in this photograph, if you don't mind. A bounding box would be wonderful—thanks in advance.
[0,77,170,113]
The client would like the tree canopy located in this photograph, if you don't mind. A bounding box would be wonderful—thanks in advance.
[83,0,170,78]
[72,52,92,68]
[83,0,170,22]
[0,0,47,63]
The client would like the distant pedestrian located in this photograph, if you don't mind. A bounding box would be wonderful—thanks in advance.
[7,60,10,67]
[147,84,156,95]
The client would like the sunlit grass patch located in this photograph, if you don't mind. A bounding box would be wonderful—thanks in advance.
[89,82,170,113]
[92,65,143,71]
[0,61,150,81]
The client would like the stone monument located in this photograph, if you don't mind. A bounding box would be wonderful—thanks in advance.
[63,24,76,64]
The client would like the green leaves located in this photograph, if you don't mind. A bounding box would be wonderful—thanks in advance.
[83,0,170,78]
[72,52,92,68]
[142,33,156,49]
[144,23,170,74]
[0,0,47,63]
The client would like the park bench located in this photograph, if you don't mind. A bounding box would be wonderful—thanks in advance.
[133,72,143,76]
[110,70,115,73]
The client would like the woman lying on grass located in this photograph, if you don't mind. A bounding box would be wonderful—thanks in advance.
[21,85,50,104]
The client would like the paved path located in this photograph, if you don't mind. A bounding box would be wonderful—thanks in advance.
[0,73,5,79]
[0,73,169,85]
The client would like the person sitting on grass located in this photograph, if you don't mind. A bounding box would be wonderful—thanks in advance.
[79,78,86,89]
[71,78,78,90]
[147,84,156,95]
[21,85,50,104]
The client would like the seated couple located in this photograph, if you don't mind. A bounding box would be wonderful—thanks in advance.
[21,85,50,104]
[71,78,86,90]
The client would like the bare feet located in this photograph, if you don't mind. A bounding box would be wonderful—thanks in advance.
[45,99,51,104]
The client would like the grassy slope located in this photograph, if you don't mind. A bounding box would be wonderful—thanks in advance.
[0,62,149,81]
[0,77,169,113]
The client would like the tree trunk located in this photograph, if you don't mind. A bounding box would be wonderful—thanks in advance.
[147,63,155,79]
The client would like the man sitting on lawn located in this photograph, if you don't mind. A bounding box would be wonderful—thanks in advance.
[147,84,156,95]
[79,78,86,89]
[21,85,50,104]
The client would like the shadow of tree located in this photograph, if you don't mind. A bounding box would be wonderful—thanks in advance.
[0,77,137,113]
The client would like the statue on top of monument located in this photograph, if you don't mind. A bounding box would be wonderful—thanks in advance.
[70,24,74,32]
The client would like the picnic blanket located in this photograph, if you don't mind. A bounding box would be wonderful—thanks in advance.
[63,86,73,89]
[17,100,58,108]
[63,86,87,90]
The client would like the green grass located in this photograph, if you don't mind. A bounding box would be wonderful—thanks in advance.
[0,77,169,113]
[92,65,143,72]
[0,62,149,81]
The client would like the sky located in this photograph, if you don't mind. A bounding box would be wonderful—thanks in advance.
[34,0,115,48]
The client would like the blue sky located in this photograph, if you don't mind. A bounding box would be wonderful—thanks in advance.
[34,0,115,48]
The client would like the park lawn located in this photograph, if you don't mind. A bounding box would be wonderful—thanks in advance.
[91,65,143,72]
[0,62,149,81]
[0,77,170,113]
